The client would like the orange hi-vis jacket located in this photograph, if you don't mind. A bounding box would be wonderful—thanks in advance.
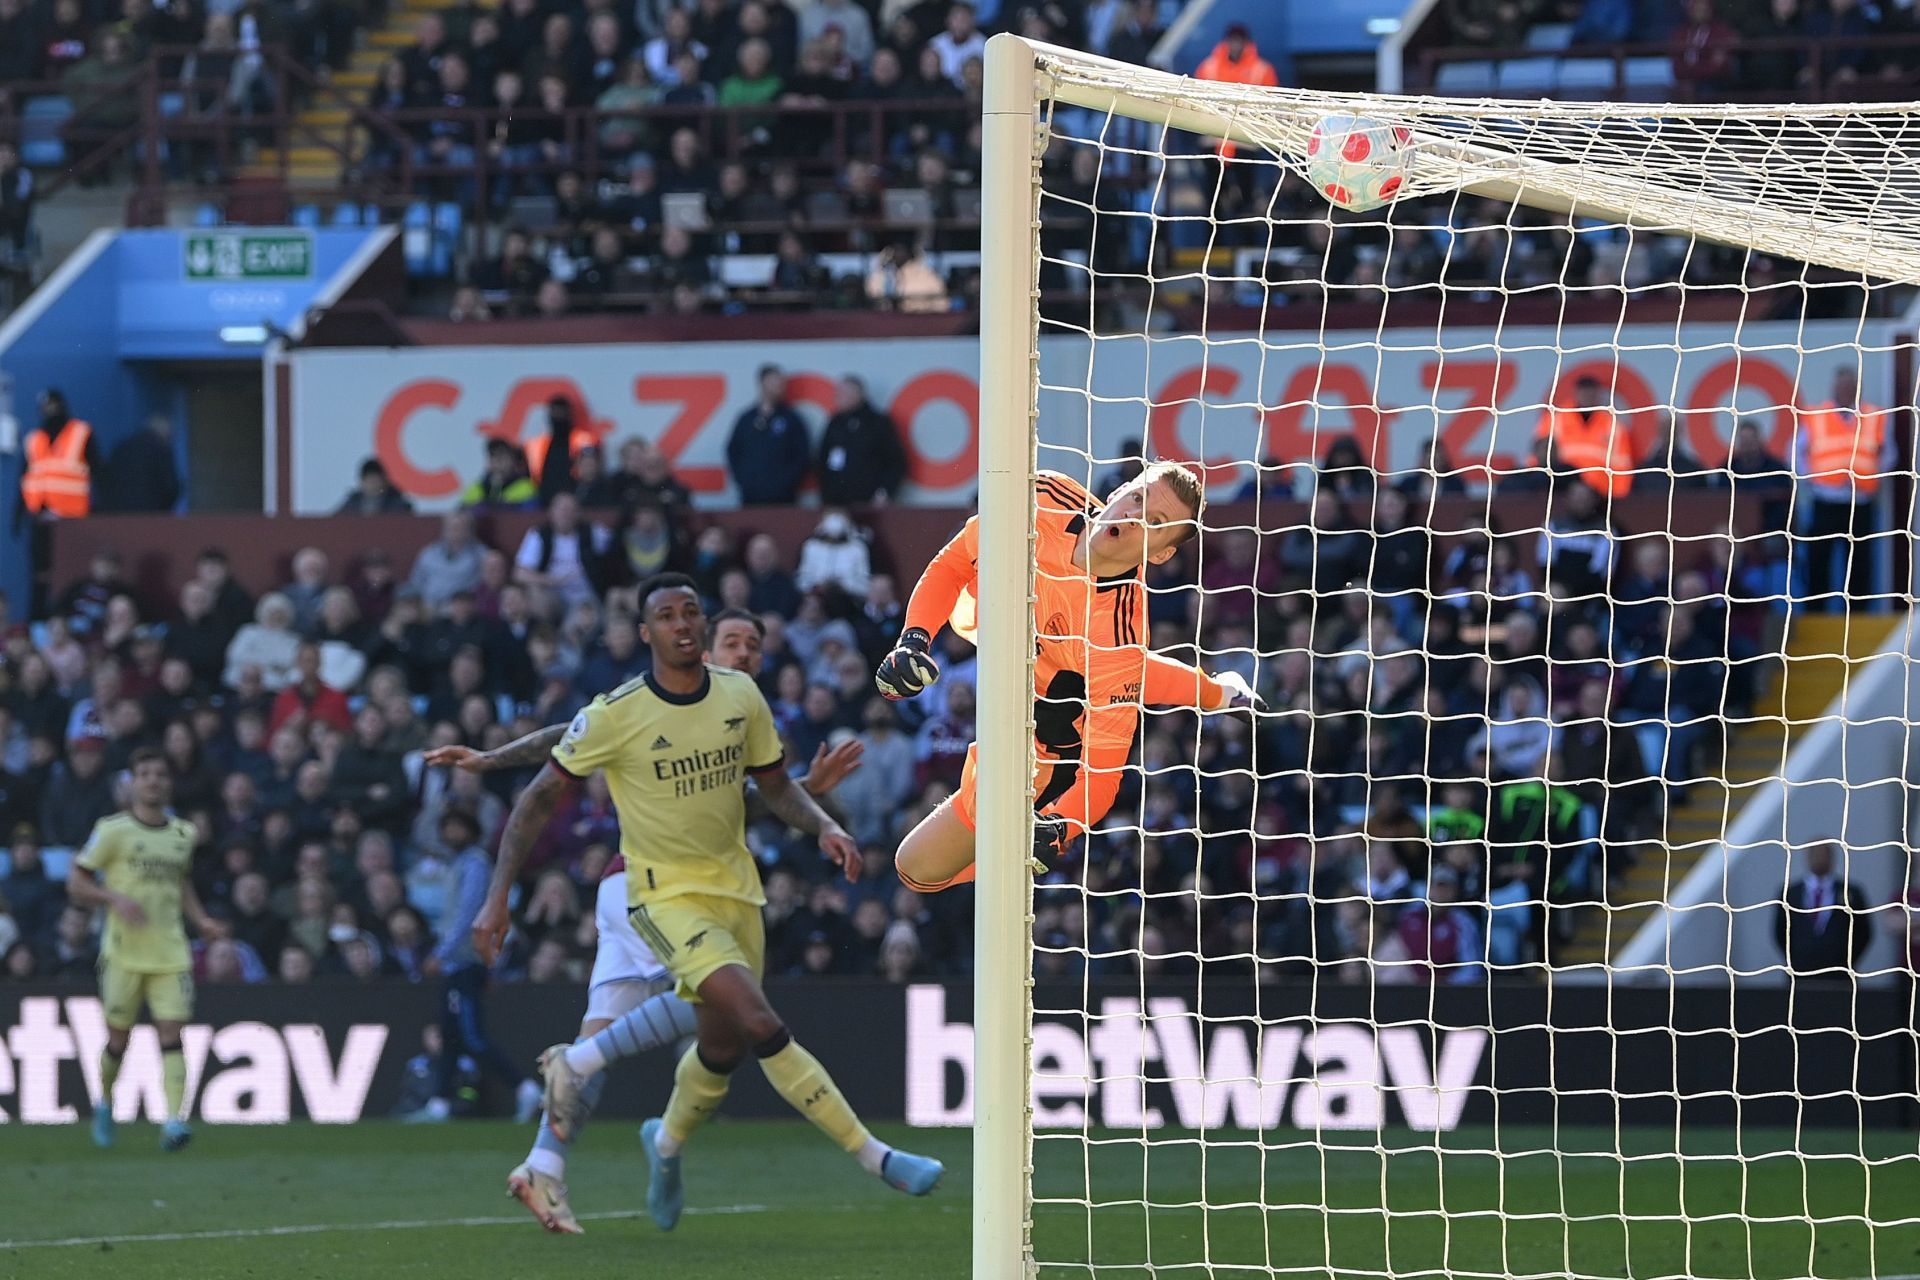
[902,470,1227,759]
[524,428,599,483]
[1535,406,1633,498]
[1802,402,1888,497]
[21,419,93,517]
[1194,39,1279,159]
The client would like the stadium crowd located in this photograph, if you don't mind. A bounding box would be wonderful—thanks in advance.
[0,368,1835,989]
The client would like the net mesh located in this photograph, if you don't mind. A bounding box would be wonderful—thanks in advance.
[1005,51,1920,1280]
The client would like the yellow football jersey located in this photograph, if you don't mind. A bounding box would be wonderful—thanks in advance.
[552,665,784,907]
[75,812,196,973]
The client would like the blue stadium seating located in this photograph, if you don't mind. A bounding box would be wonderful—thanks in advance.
[18,96,73,169]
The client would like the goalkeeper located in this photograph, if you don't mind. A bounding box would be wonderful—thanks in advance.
[876,464,1258,893]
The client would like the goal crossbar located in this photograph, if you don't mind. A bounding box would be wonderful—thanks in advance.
[1023,37,1920,285]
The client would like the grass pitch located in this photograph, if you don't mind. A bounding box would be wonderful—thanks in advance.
[4,1121,1919,1279]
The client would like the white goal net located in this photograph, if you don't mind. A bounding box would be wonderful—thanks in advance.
[973,33,1920,1280]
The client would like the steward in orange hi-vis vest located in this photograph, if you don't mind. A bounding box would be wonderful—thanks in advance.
[1535,376,1634,498]
[19,389,98,518]
[1194,25,1278,159]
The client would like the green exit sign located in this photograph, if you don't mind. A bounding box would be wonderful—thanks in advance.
[184,231,313,281]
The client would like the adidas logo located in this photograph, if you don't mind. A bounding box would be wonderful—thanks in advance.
[651,735,673,750]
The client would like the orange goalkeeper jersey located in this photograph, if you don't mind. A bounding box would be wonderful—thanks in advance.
[903,471,1226,754]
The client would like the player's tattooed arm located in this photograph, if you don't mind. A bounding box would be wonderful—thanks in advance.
[422,723,568,773]
[472,762,579,962]
[755,768,863,882]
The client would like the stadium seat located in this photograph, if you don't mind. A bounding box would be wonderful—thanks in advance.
[1526,22,1575,49]
[431,202,463,278]
[292,204,322,228]
[40,847,73,881]
[719,255,777,288]
[1495,57,1560,94]
[1623,56,1674,90]
[193,202,224,226]
[18,96,73,169]
[402,200,433,275]
[1434,61,1496,94]
[330,203,362,227]
[1556,58,1620,93]
[507,195,558,231]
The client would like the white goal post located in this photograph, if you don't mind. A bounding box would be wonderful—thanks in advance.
[974,30,1920,1280]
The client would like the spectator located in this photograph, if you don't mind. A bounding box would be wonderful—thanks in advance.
[1741,0,1804,91]
[834,699,916,847]
[1728,418,1797,533]
[40,735,114,847]
[928,2,986,84]
[524,396,599,504]
[194,547,255,642]
[1103,0,1165,65]
[1193,22,1278,205]
[1670,0,1738,96]
[0,0,40,84]
[535,280,573,318]
[652,224,715,293]
[401,807,541,1123]
[1537,375,1633,499]
[514,491,616,615]
[337,458,414,514]
[743,533,804,617]
[54,549,125,638]
[0,139,32,300]
[2,829,62,952]
[719,37,784,138]
[408,511,487,609]
[796,510,873,600]
[16,392,102,613]
[643,6,707,83]
[98,414,181,513]
[727,364,813,504]
[461,438,540,508]
[801,0,875,63]
[864,239,948,312]
[332,705,411,833]
[1794,365,1890,611]
[223,593,303,691]
[268,642,354,739]
[281,547,332,635]
[816,375,909,506]
[39,0,88,77]
[611,438,692,511]
[1634,411,1713,494]
[574,613,647,700]
[1397,866,1485,984]
[1775,841,1870,976]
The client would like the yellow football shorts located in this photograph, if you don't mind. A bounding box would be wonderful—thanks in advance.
[99,962,194,1028]
[627,894,765,1003]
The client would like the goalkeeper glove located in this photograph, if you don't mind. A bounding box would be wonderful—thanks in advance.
[1031,813,1072,876]
[875,628,940,701]
[1213,670,1265,711]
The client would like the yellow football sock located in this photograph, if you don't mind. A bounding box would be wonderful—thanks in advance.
[759,1040,872,1155]
[661,1047,732,1146]
[162,1049,186,1120]
[100,1049,122,1098]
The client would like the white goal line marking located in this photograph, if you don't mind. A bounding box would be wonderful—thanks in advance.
[0,1204,778,1251]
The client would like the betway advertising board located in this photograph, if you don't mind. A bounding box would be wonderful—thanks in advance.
[283,321,1894,513]
[0,981,1900,1129]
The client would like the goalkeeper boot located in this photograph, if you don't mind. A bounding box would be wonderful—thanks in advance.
[640,1117,684,1231]
[90,1105,114,1149]
[536,1044,586,1139]
[159,1119,192,1153]
[1031,813,1072,876]
[879,1148,945,1197]
[507,1162,584,1235]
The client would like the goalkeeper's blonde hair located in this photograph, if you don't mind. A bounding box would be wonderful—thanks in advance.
[1141,460,1205,546]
